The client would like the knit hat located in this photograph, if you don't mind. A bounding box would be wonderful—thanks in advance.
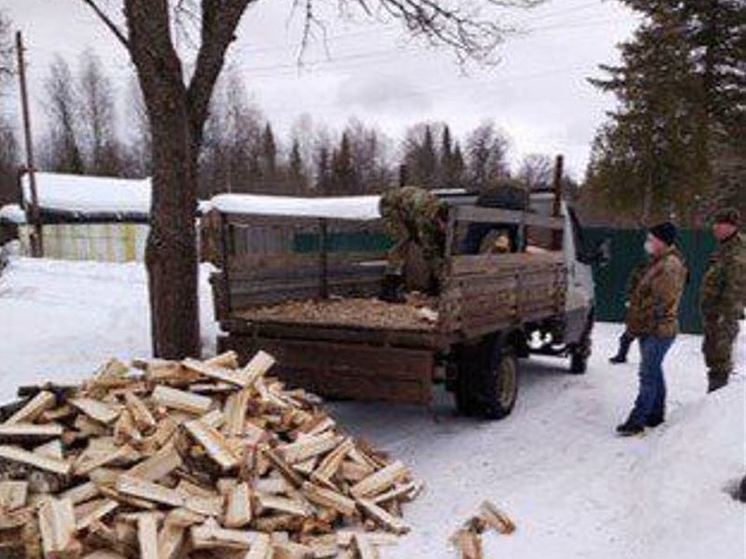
[712,207,741,227]
[649,221,677,246]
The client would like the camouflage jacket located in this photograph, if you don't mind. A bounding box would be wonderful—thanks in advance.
[700,232,746,320]
[626,246,687,338]
[625,261,648,300]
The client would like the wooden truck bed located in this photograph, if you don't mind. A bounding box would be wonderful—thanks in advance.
[215,245,566,405]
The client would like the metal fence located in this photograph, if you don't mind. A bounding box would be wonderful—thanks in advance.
[585,227,717,334]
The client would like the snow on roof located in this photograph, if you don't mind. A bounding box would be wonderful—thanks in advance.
[0,204,26,224]
[21,172,151,217]
[210,193,382,221]
[19,173,379,222]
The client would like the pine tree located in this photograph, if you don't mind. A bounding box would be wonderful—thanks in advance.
[440,125,454,186]
[315,146,331,195]
[586,0,745,224]
[330,133,357,194]
[261,123,277,180]
[288,138,307,193]
[451,142,465,187]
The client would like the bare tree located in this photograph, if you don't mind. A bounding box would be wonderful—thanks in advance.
[124,77,151,177]
[466,121,511,191]
[78,50,123,175]
[0,10,13,84]
[518,153,553,191]
[200,71,263,196]
[344,118,394,194]
[0,11,17,206]
[78,0,543,358]
[41,56,85,174]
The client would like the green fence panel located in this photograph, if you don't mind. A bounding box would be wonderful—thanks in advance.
[585,227,717,334]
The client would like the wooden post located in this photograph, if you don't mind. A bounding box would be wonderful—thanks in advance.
[551,154,564,251]
[318,218,329,299]
[16,32,43,257]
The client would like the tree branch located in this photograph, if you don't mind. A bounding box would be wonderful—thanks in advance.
[80,0,131,50]
[186,0,254,151]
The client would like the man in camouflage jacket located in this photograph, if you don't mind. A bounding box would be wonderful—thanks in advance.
[700,208,746,392]
[378,186,449,302]
[617,222,688,436]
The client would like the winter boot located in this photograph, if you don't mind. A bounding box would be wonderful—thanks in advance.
[609,332,634,364]
[380,274,405,304]
[645,415,665,428]
[615,419,644,437]
[707,372,729,393]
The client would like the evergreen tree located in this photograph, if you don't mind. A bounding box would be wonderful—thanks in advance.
[586,0,745,223]
[288,138,307,193]
[315,145,331,195]
[261,123,277,179]
[330,133,357,194]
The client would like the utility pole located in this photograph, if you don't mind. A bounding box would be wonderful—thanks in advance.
[16,31,43,257]
[551,154,564,251]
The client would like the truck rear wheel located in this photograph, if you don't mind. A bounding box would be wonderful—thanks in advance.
[456,337,519,420]
[478,343,518,420]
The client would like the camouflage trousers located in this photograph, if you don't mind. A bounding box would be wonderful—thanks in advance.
[702,315,740,381]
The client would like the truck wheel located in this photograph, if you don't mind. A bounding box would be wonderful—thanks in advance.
[453,346,479,416]
[475,339,519,420]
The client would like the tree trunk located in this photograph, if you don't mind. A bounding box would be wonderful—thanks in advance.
[145,94,201,359]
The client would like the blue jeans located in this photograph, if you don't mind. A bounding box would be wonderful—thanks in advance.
[628,335,675,425]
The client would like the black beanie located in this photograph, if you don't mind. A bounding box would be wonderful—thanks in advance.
[649,221,677,246]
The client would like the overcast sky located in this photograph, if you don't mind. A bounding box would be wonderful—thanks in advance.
[2,0,639,178]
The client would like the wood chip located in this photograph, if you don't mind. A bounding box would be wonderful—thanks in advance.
[137,513,159,559]
[38,497,79,557]
[116,475,184,508]
[280,432,342,465]
[126,442,182,481]
[0,422,64,441]
[0,444,71,475]
[356,498,410,535]
[75,498,118,530]
[70,397,122,425]
[350,461,408,499]
[301,482,357,517]
[224,482,253,528]
[479,500,516,534]
[0,480,28,511]
[184,419,239,471]
[4,391,56,424]
[151,385,213,415]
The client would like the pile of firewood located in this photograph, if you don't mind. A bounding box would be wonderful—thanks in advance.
[0,350,422,558]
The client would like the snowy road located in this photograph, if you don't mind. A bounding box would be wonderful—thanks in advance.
[1,257,744,558]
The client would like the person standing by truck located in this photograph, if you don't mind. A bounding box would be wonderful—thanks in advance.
[616,222,687,436]
[700,208,746,393]
[378,186,449,302]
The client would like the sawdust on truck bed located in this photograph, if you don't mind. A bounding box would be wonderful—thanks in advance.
[238,296,440,331]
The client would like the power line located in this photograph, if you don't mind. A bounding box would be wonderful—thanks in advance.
[230,18,621,78]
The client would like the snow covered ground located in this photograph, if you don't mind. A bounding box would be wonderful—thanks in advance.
[1,257,744,558]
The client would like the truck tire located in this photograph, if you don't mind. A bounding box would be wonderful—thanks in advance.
[477,342,519,420]
[569,310,594,375]
[453,345,479,416]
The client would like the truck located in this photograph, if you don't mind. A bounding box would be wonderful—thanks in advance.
[208,188,598,420]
